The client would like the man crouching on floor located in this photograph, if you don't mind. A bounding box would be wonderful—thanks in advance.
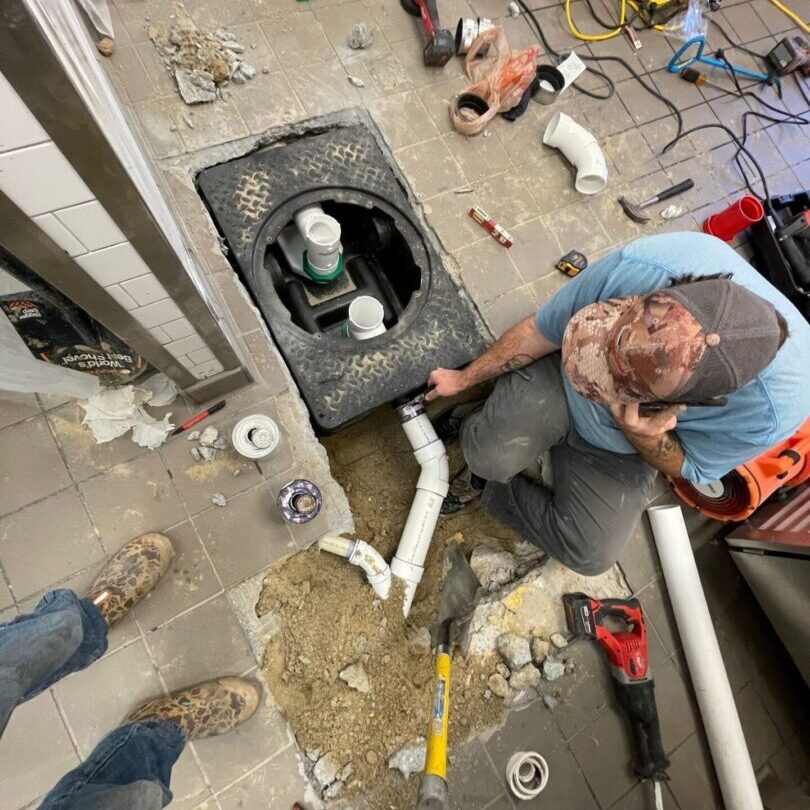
[425,232,810,575]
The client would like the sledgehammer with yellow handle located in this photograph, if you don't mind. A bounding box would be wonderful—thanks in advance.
[416,545,481,810]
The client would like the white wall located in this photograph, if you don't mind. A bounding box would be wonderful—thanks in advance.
[0,71,224,380]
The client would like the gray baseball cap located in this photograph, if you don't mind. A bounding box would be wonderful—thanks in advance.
[665,277,783,400]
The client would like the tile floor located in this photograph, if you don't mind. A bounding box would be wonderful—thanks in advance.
[2,0,810,806]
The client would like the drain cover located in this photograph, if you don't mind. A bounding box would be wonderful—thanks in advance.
[198,122,485,431]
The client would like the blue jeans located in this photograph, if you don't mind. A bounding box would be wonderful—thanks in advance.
[0,589,185,809]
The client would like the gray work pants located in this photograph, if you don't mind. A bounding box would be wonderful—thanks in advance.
[460,355,657,575]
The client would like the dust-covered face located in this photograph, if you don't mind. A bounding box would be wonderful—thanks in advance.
[561,292,707,406]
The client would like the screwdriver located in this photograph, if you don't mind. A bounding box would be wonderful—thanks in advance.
[678,66,726,92]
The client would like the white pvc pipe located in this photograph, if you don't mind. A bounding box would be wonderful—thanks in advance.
[542,111,608,195]
[647,505,763,810]
[319,535,391,599]
[294,205,342,274]
[347,296,386,340]
[390,411,449,615]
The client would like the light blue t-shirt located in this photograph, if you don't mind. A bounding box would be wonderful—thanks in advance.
[535,232,810,484]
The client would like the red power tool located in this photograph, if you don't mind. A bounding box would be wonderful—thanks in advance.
[563,593,669,783]
[400,0,455,67]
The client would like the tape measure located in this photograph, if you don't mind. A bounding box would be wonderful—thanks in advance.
[556,250,588,277]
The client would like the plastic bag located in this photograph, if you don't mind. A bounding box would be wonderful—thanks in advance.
[451,27,540,136]
[660,0,709,42]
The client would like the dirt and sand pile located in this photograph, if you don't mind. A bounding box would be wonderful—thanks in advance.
[148,7,255,104]
[256,404,630,806]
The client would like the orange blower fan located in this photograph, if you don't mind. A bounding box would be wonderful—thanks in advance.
[672,419,810,521]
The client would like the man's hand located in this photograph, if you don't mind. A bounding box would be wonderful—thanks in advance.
[610,402,686,438]
[425,368,468,401]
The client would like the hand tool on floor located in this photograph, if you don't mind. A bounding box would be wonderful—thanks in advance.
[618,179,694,224]
[170,399,226,435]
[563,593,669,807]
[417,544,481,810]
[556,249,588,277]
[678,66,727,93]
[668,35,772,84]
[401,0,455,67]
[469,205,513,247]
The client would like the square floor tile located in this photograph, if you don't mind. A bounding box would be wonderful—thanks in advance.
[482,286,539,337]
[143,594,256,691]
[653,657,701,753]
[396,138,466,200]
[216,743,310,810]
[448,738,503,810]
[0,487,104,600]
[0,417,71,517]
[80,451,187,553]
[0,574,12,610]
[194,698,291,792]
[454,239,523,305]
[570,708,637,808]
[508,217,563,284]
[160,423,261,518]
[133,521,221,631]
[47,402,147,482]
[548,641,613,740]
[735,681,783,770]
[666,731,722,810]
[483,698,565,795]
[0,691,78,810]
[193,484,296,588]
[444,131,511,184]
[167,746,211,810]
[0,394,39,430]
[368,91,439,151]
[54,638,163,757]
[230,70,303,136]
[517,745,600,809]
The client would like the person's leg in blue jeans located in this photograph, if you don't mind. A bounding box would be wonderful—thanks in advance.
[0,534,180,809]
[39,675,262,810]
[0,588,108,735]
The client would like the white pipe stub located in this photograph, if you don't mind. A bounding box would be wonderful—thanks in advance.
[542,111,608,195]
[506,751,549,800]
[231,414,282,460]
[345,295,386,340]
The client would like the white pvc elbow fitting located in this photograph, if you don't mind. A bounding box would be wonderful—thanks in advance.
[542,111,608,195]
[294,205,343,279]
[319,535,391,599]
[346,296,386,340]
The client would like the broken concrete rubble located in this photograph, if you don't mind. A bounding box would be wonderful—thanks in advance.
[348,21,374,50]
[470,545,517,591]
[509,663,541,690]
[550,632,568,649]
[542,656,565,682]
[487,672,511,699]
[148,14,255,105]
[531,637,550,664]
[340,661,371,693]
[388,737,426,779]
[496,633,532,671]
[467,558,629,658]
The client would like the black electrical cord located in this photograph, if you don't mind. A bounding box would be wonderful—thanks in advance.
[515,0,615,100]
[517,0,684,140]
[582,0,620,31]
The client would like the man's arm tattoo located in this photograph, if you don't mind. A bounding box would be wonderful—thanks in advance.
[499,354,535,374]
[655,433,680,458]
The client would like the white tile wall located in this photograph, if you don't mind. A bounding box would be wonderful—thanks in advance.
[0,70,223,382]
[131,298,185,329]
[54,200,126,251]
[0,142,94,217]
[105,284,139,311]
[76,242,152,286]
[32,213,86,257]
[120,273,168,306]
[0,73,49,153]
[161,317,195,341]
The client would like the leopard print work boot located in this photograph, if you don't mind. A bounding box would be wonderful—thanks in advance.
[125,678,261,739]
[86,533,174,626]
